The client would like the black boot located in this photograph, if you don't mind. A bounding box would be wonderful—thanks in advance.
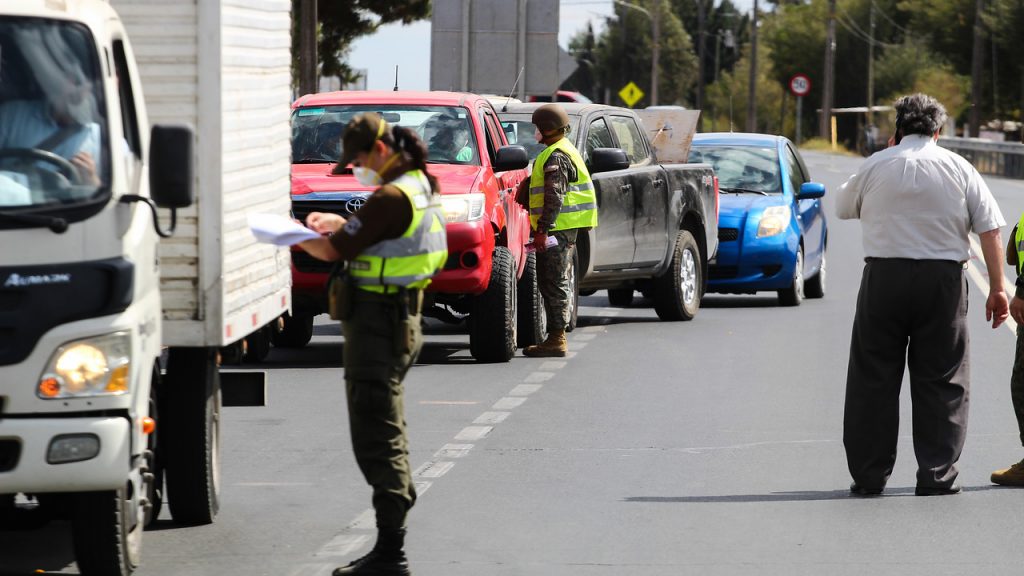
[332,528,411,576]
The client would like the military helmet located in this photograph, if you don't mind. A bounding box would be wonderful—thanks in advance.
[532,103,570,133]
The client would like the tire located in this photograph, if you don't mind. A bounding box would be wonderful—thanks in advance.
[71,487,142,576]
[470,246,517,363]
[805,250,826,299]
[244,326,272,362]
[565,244,580,332]
[607,288,634,307]
[778,246,805,306]
[516,250,547,348]
[144,366,163,527]
[219,341,245,365]
[271,313,314,348]
[162,348,221,525]
[652,230,702,321]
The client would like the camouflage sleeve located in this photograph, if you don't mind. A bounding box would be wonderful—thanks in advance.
[536,150,574,233]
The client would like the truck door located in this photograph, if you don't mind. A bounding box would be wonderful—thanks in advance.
[582,116,635,269]
[607,115,667,267]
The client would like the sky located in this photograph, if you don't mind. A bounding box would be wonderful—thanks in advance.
[348,0,755,92]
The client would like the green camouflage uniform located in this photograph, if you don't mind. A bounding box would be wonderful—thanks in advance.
[535,150,577,332]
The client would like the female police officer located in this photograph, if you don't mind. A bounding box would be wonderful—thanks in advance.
[298,112,447,575]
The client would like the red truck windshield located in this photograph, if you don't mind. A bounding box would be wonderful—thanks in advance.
[292,104,481,167]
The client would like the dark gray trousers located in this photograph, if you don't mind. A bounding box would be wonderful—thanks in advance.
[844,258,969,490]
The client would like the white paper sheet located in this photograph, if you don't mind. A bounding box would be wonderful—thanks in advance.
[248,213,322,246]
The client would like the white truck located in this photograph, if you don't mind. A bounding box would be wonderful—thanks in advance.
[0,0,293,573]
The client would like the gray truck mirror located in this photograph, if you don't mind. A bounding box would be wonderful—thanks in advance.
[590,148,630,173]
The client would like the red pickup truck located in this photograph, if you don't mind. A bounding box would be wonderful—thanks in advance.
[283,91,542,362]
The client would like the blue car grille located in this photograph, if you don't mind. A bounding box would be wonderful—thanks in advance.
[719,228,739,242]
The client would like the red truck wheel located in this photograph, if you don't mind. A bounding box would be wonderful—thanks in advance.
[470,246,517,362]
[516,250,547,347]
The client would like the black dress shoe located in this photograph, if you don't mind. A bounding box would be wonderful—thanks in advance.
[849,482,884,496]
[915,483,961,496]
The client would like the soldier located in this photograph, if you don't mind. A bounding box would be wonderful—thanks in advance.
[298,112,447,575]
[522,103,598,357]
[993,217,1024,487]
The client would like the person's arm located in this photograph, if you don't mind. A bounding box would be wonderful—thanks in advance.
[834,170,863,220]
[979,227,1009,328]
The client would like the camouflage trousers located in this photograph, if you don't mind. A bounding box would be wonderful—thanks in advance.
[1012,326,1024,446]
[537,229,577,333]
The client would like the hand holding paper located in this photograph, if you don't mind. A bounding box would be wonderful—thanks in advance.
[248,213,322,246]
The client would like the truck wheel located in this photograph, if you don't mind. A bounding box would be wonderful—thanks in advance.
[804,251,826,299]
[470,246,517,363]
[778,247,805,306]
[607,288,634,307]
[244,326,272,362]
[653,230,701,321]
[162,348,220,525]
[145,366,164,527]
[516,250,547,347]
[271,313,314,348]
[566,244,580,332]
[71,487,142,576]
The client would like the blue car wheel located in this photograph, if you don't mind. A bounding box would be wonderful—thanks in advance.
[777,246,804,306]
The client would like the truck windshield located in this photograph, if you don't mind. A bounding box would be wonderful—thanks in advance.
[292,105,481,166]
[496,113,581,160]
[688,145,782,194]
[0,18,109,211]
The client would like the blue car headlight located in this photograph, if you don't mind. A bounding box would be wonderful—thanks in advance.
[757,206,791,238]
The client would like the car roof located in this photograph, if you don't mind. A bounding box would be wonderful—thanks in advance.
[497,102,632,117]
[692,132,787,147]
[292,90,490,109]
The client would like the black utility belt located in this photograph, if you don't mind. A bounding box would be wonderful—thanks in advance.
[864,257,967,268]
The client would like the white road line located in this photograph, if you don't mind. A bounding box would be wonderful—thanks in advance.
[572,333,597,341]
[473,411,510,425]
[539,360,567,370]
[434,443,474,458]
[967,235,1017,335]
[523,371,555,383]
[493,396,527,410]
[581,325,606,333]
[233,482,314,487]
[315,534,372,558]
[415,480,433,496]
[347,509,375,531]
[567,341,588,351]
[510,383,544,395]
[413,460,455,478]
[454,425,493,441]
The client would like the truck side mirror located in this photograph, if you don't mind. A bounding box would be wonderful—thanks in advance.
[495,145,529,171]
[150,124,195,209]
[798,182,826,199]
[589,148,629,174]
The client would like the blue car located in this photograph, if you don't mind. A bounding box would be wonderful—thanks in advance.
[688,133,828,305]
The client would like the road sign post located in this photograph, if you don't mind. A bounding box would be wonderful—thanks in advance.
[789,74,811,146]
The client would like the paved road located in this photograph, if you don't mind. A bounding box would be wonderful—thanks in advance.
[5,152,1024,575]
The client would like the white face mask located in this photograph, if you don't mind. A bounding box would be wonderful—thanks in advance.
[353,166,381,187]
[534,129,544,143]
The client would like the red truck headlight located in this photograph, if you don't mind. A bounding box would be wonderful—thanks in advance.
[441,193,486,223]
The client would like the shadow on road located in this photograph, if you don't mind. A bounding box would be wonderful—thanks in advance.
[0,519,76,575]
[625,485,1001,503]
[702,295,785,308]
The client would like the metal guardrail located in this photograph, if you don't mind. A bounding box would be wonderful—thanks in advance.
[938,137,1024,180]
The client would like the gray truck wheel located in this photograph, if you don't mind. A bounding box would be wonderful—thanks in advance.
[566,244,579,332]
[653,230,701,321]
[271,313,314,348]
[71,487,142,576]
[470,246,517,362]
[778,247,805,306]
[516,250,546,347]
[162,348,221,525]
[607,288,634,307]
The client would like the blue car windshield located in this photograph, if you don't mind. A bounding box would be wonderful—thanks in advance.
[689,145,782,194]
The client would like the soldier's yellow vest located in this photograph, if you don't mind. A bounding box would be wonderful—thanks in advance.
[1016,212,1024,275]
[350,169,448,293]
[529,138,598,231]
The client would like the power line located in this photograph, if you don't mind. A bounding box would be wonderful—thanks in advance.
[870,0,911,34]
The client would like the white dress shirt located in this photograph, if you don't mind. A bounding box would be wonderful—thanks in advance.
[835,134,1004,261]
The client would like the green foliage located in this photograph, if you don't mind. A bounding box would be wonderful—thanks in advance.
[703,44,788,134]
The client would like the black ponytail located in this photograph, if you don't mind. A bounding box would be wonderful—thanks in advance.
[383,125,440,195]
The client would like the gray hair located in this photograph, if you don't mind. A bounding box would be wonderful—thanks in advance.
[894,93,948,136]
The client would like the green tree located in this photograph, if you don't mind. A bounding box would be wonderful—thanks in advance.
[563,23,599,101]
[291,0,430,86]
[985,0,1024,119]
[704,44,788,134]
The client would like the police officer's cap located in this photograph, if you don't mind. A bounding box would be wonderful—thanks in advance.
[333,112,388,174]
[532,104,570,133]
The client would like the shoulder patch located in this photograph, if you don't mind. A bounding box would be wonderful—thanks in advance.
[343,216,363,235]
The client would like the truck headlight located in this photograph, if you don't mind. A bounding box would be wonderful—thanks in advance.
[441,193,486,223]
[38,332,131,399]
[757,206,792,238]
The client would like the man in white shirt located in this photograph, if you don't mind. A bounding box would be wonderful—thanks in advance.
[836,93,1008,497]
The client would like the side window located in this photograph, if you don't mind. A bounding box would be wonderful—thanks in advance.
[784,144,805,195]
[111,40,141,158]
[585,117,615,163]
[484,111,505,146]
[479,110,498,165]
[607,116,649,165]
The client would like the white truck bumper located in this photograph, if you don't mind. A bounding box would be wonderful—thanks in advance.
[0,416,131,493]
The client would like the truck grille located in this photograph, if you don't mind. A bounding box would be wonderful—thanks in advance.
[0,439,20,472]
[719,228,739,242]
[292,250,335,274]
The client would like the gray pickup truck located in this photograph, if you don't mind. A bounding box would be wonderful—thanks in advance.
[497,103,719,326]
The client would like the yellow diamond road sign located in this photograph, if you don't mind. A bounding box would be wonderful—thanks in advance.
[618,81,644,108]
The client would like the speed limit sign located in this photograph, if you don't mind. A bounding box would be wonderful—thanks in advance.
[789,74,811,97]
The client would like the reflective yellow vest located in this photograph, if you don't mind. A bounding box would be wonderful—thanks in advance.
[1016,212,1024,275]
[529,138,598,232]
[350,170,448,293]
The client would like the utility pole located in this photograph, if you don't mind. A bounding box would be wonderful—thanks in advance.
[867,2,875,127]
[652,0,661,105]
[696,0,706,111]
[746,0,758,132]
[298,0,318,95]
[820,0,836,139]
[969,0,985,137]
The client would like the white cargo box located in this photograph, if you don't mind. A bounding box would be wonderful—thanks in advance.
[114,0,293,347]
